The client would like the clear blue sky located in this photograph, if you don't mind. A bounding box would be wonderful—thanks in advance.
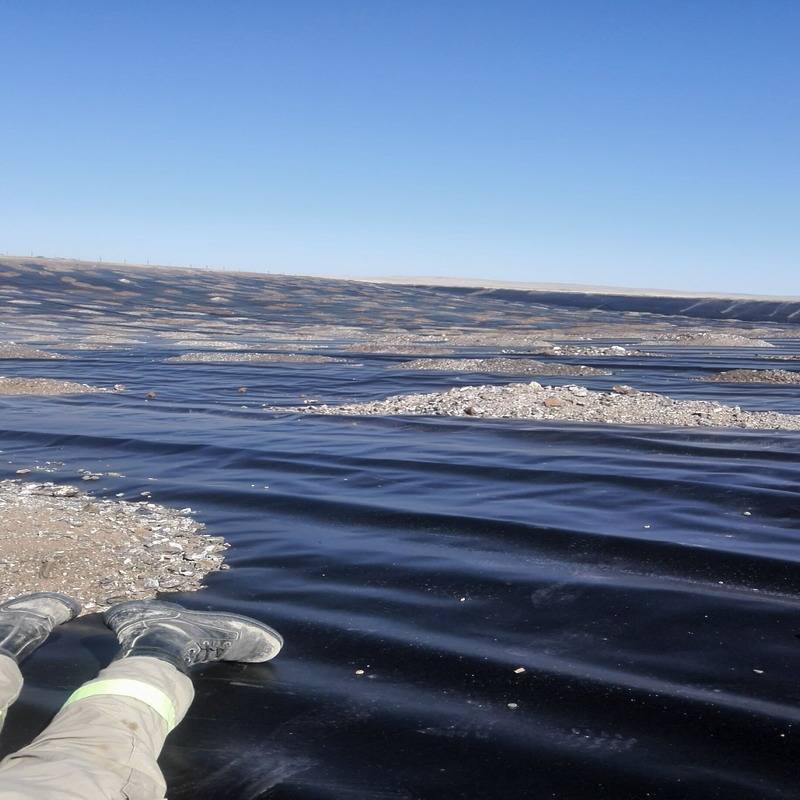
[0,2,797,294]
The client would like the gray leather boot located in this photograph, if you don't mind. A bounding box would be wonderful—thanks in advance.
[104,600,283,674]
[0,592,82,663]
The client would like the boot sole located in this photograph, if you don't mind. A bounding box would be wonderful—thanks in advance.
[104,600,284,662]
[0,591,82,620]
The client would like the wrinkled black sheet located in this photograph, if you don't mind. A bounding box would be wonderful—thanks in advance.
[0,260,799,799]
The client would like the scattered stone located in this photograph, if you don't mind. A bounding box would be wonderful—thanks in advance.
[238,386,248,393]
[145,391,157,400]
[612,385,640,395]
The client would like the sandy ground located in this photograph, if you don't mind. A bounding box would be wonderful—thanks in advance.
[265,382,800,430]
[0,480,228,613]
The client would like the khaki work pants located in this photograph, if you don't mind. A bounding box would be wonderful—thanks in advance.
[0,654,194,799]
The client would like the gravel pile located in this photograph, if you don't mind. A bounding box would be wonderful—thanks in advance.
[642,333,774,347]
[172,339,243,349]
[706,369,800,384]
[0,342,67,359]
[266,382,800,430]
[167,352,350,364]
[344,332,554,353]
[343,343,455,355]
[0,377,110,395]
[0,480,229,613]
[394,358,610,376]
[537,344,643,357]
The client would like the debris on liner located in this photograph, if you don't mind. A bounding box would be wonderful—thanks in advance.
[264,382,800,430]
[705,369,800,384]
[0,377,116,395]
[394,358,611,376]
[0,480,229,613]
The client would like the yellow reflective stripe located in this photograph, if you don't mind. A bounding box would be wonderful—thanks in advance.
[63,679,177,730]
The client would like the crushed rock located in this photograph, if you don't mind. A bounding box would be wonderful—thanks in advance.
[265,382,800,430]
[0,377,111,395]
[705,369,800,384]
[0,480,228,613]
[394,358,610,376]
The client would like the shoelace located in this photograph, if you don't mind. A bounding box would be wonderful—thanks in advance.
[188,640,231,662]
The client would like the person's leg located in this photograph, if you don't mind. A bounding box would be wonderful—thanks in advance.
[0,599,283,800]
[0,655,23,736]
[0,593,81,737]
[0,655,193,799]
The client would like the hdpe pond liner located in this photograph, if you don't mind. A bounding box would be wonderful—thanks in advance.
[1,348,799,799]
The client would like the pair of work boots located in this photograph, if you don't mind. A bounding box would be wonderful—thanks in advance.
[0,593,283,672]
